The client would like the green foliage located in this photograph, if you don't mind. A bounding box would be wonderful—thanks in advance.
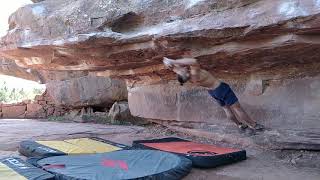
[0,81,45,103]
[47,116,68,122]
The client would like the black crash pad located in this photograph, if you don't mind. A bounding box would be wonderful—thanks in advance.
[0,157,54,180]
[35,150,192,180]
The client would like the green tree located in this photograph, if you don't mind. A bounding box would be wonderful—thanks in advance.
[19,88,27,99]
[0,79,45,103]
[32,88,43,95]
[0,81,9,102]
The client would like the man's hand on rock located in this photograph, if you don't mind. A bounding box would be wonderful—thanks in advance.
[163,57,175,69]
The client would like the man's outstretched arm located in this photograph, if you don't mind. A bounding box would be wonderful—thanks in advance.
[163,57,201,82]
[163,57,198,67]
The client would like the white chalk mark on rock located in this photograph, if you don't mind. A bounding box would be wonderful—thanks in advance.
[315,0,320,8]
[279,1,308,17]
[186,0,205,9]
[32,5,45,16]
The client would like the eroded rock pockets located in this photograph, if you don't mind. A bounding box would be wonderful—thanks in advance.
[1,0,320,83]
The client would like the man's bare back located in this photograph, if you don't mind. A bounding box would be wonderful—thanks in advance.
[164,57,220,88]
[191,68,220,89]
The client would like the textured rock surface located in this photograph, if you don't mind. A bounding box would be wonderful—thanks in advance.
[0,76,127,118]
[26,103,45,118]
[1,0,320,83]
[108,101,144,123]
[46,76,128,108]
[31,0,45,3]
[0,57,89,83]
[129,84,220,121]
[0,91,67,119]
[109,101,131,120]
[1,104,26,118]
[0,58,41,82]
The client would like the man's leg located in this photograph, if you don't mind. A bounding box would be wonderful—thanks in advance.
[209,83,247,129]
[212,82,263,130]
[230,102,258,128]
[222,106,244,126]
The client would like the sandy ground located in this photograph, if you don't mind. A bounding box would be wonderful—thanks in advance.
[0,119,319,180]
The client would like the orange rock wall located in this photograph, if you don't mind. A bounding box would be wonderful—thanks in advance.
[0,91,67,119]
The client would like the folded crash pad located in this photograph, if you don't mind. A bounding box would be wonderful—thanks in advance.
[19,137,128,158]
[0,157,54,180]
[133,137,246,168]
[35,150,192,180]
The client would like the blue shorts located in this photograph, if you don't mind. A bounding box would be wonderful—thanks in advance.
[208,82,238,106]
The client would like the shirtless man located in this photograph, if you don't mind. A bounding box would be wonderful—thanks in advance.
[163,57,264,131]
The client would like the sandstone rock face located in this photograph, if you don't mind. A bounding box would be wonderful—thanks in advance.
[26,103,46,118]
[0,58,41,82]
[2,104,26,118]
[1,0,320,83]
[46,76,127,108]
[31,0,45,3]
[108,101,137,122]
[129,84,222,122]
[129,76,320,127]
[0,91,67,119]
[0,58,89,83]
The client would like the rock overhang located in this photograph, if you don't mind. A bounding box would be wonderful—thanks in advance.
[0,0,320,82]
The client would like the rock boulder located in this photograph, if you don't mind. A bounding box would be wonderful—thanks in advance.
[0,0,320,83]
[46,76,127,108]
[26,103,46,118]
[0,0,319,150]
[31,0,45,3]
[1,104,26,118]
[108,101,136,122]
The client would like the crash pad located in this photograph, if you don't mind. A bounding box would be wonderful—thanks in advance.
[19,137,128,158]
[133,137,246,168]
[0,157,54,180]
[35,150,192,180]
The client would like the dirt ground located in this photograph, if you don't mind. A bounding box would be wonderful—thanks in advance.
[0,119,319,180]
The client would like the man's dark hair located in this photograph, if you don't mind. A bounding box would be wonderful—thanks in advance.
[177,74,190,86]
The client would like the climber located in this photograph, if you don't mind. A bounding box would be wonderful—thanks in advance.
[163,57,264,131]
